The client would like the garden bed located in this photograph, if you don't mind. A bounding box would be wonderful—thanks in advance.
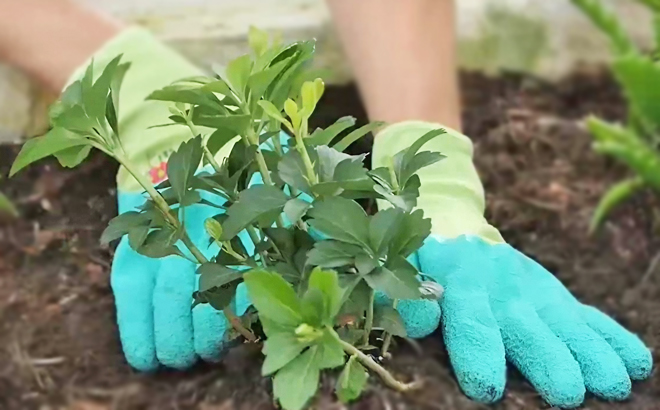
[0,70,658,410]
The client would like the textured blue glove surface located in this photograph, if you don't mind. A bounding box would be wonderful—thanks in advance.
[396,234,653,408]
[111,189,251,371]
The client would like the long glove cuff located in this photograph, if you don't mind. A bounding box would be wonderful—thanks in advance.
[373,121,504,243]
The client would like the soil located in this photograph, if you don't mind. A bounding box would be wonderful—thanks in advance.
[1,70,659,410]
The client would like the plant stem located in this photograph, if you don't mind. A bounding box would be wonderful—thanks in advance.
[363,289,375,346]
[245,128,285,228]
[381,299,399,358]
[224,306,257,342]
[115,153,255,342]
[293,130,318,186]
[329,328,421,392]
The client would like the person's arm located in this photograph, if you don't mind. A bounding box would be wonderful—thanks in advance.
[0,0,121,92]
[326,0,461,130]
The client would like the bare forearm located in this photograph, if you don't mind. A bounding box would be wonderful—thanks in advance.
[0,0,121,92]
[327,0,462,130]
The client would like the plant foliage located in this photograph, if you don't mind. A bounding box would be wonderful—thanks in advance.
[10,27,445,409]
[572,0,660,232]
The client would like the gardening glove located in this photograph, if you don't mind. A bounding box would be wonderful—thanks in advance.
[372,121,653,408]
[68,28,250,371]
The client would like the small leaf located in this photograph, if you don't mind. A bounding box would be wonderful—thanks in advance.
[300,78,325,118]
[307,241,364,268]
[333,121,386,152]
[374,305,407,337]
[316,330,345,369]
[336,355,368,403]
[225,54,254,98]
[369,208,404,256]
[54,145,92,168]
[364,257,422,300]
[388,209,432,258]
[307,197,370,248]
[590,177,645,233]
[279,150,313,192]
[308,116,357,146]
[100,211,150,244]
[307,268,343,322]
[262,332,309,376]
[137,228,184,259]
[221,185,289,240]
[612,54,660,131]
[258,100,293,131]
[10,128,89,176]
[198,263,243,292]
[167,136,204,202]
[283,198,311,224]
[248,26,269,56]
[273,347,321,410]
[127,225,150,250]
[244,269,302,326]
[206,128,237,157]
[193,114,252,134]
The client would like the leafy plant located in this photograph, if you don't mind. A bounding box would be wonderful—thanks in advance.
[9,27,445,409]
[0,191,17,218]
[572,0,660,232]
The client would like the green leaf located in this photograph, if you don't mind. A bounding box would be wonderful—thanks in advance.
[307,268,343,322]
[283,198,311,224]
[300,78,325,118]
[100,211,150,244]
[263,227,296,260]
[248,58,291,103]
[248,26,269,56]
[206,128,237,157]
[258,100,293,131]
[85,55,123,121]
[198,263,243,292]
[369,208,405,256]
[167,136,204,202]
[307,197,370,248]
[127,225,150,250]
[316,330,345,369]
[192,114,252,134]
[392,128,446,184]
[279,150,313,192]
[333,121,386,152]
[54,145,92,168]
[612,54,660,130]
[308,116,357,146]
[336,355,368,403]
[388,209,432,258]
[221,185,288,240]
[364,257,421,300]
[307,241,364,268]
[136,228,184,259]
[225,54,254,98]
[273,346,321,410]
[374,305,407,337]
[571,0,637,55]
[244,269,302,326]
[339,279,371,318]
[590,177,645,233]
[147,83,222,108]
[400,151,445,187]
[10,128,89,176]
[0,191,17,218]
[262,332,309,376]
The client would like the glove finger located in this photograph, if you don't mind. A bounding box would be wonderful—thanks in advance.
[498,301,585,408]
[580,304,653,380]
[110,238,160,371]
[374,293,441,339]
[153,256,198,369]
[442,287,505,403]
[192,303,228,363]
[537,304,630,400]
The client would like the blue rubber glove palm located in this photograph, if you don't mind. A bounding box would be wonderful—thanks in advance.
[373,122,653,408]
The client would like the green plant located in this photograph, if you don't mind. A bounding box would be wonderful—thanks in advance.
[572,0,660,232]
[9,28,445,410]
[0,191,17,218]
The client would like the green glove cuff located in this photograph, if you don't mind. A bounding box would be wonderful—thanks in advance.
[66,27,233,192]
[373,121,504,243]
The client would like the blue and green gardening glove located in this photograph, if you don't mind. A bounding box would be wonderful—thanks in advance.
[372,121,654,408]
[68,28,251,371]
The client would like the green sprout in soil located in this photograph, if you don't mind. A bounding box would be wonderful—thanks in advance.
[572,0,660,232]
[9,27,446,410]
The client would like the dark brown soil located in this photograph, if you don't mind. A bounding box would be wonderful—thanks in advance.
[1,71,659,410]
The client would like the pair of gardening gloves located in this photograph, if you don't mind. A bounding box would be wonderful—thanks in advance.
[76,28,652,408]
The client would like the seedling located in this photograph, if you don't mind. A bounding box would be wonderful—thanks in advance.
[9,27,445,410]
[572,0,660,231]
